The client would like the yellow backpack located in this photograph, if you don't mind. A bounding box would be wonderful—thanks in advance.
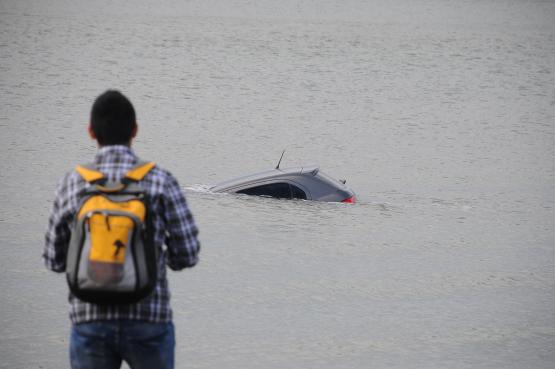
[66,161,157,304]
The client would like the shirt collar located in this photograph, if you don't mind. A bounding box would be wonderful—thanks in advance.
[94,145,137,165]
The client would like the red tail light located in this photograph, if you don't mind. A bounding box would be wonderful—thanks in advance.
[342,196,356,203]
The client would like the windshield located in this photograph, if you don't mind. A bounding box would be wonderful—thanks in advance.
[316,171,346,187]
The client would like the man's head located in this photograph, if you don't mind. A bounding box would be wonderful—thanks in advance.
[89,90,137,146]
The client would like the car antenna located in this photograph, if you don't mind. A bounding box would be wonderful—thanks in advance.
[275,149,286,170]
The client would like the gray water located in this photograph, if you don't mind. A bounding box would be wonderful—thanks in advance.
[1,1,554,368]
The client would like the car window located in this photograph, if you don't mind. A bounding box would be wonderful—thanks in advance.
[237,183,291,199]
[290,184,307,200]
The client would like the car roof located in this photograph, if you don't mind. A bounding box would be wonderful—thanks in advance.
[211,165,320,192]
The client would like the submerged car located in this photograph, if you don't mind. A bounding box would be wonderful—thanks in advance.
[210,163,356,203]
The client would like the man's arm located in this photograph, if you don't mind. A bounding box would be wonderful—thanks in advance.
[43,177,72,273]
[163,173,200,270]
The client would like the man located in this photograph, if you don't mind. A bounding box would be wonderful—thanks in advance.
[43,90,200,369]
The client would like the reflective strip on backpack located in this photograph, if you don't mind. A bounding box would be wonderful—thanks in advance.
[95,183,126,193]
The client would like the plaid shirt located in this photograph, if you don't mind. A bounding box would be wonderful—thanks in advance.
[43,145,200,324]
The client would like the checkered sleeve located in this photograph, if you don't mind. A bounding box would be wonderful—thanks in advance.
[43,175,72,273]
[162,173,200,270]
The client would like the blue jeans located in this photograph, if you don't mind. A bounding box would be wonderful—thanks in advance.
[70,320,175,369]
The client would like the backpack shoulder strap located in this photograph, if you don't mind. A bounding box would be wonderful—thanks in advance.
[75,163,105,183]
[124,160,156,182]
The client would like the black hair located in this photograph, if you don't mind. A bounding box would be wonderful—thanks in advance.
[90,90,136,146]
